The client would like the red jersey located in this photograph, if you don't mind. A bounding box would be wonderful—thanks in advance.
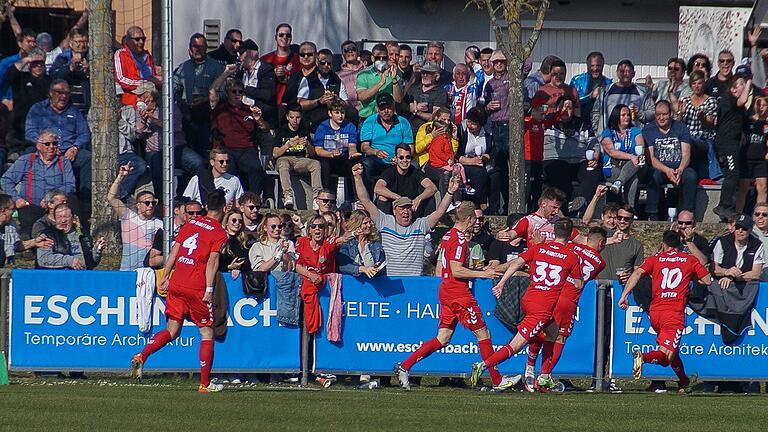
[261,51,301,104]
[519,241,582,303]
[524,113,559,161]
[170,216,228,292]
[639,249,709,313]
[437,227,471,301]
[428,135,455,169]
[561,243,606,302]
[511,213,579,244]
[295,236,338,275]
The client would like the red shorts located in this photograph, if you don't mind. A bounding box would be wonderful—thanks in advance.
[650,310,684,352]
[439,296,486,332]
[517,295,556,341]
[551,296,578,337]
[165,287,214,327]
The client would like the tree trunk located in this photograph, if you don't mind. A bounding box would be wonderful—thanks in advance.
[507,69,526,214]
[88,0,120,253]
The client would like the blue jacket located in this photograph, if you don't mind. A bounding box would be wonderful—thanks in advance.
[337,238,386,276]
[25,100,91,151]
[569,72,612,106]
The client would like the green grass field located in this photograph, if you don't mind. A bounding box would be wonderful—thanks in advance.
[1,377,767,431]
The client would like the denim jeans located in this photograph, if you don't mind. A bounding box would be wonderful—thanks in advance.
[146,147,205,198]
[117,152,148,199]
[273,270,302,326]
[645,167,697,214]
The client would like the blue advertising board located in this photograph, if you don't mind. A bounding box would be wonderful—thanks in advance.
[10,270,300,372]
[313,276,597,377]
[611,281,768,379]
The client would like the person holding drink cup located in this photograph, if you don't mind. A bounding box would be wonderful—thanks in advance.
[407,61,448,132]
[600,104,646,207]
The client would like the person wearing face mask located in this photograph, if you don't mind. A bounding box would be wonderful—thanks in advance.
[355,43,403,121]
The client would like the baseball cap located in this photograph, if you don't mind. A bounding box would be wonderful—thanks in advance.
[392,196,413,208]
[376,92,394,107]
[238,39,259,54]
[421,61,440,74]
[735,63,752,79]
[735,214,753,230]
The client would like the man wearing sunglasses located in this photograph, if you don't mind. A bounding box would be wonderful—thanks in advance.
[114,26,161,106]
[209,29,243,65]
[672,209,710,266]
[704,50,735,99]
[649,57,691,105]
[261,23,300,105]
[752,203,768,279]
[297,48,349,132]
[1,129,76,240]
[374,144,436,218]
[107,163,162,271]
[183,148,244,208]
[356,43,402,120]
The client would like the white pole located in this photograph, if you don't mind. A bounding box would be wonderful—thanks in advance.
[161,0,175,257]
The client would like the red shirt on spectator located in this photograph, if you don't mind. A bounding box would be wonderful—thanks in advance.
[114,45,158,106]
[535,83,579,115]
[210,102,259,150]
[428,134,455,168]
[261,51,300,105]
[295,236,338,334]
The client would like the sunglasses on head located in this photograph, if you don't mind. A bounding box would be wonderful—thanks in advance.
[309,223,326,229]
[187,210,204,216]
[299,52,314,58]
[269,223,285,229]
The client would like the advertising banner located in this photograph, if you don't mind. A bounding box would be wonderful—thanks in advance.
[611,281,768,379]
[313,276,597,377]
[10,270,300,372]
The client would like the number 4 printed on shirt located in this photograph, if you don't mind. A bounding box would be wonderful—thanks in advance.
[183,233,199,256]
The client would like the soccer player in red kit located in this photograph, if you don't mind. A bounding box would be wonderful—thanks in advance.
[394,202,506,390]
[618,230,712,394]
[498,187,583,245]
[129,191,229,393]
[469,218,582,388]
[524,226,607,392]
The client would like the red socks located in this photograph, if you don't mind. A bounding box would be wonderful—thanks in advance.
[670,355,687,381]
[141,329,173,360]
[402,338,444,371]
[484,345,514,369]
[199,339,214,387]
[479,339,502,386]
[642,350,670,367]
[527,340,542,367]
[541,341,566,374]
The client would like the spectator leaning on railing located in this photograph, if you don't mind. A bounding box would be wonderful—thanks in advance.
[107,164,162,271]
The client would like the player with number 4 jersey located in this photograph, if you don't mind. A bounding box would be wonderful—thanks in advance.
[129,192,229,393]
[469,218,582,389]
[618,230,712,394]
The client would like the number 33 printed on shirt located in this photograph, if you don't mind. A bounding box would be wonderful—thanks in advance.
[532,261,563,286]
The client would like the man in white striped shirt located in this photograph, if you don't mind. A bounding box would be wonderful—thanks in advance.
[352,163,458,275]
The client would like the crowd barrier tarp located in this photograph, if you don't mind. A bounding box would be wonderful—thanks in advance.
[313,275,597,377]
[10,270,300,372]
[610,281,768,380]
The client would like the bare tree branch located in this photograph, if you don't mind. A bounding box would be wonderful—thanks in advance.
[524,0,550,59]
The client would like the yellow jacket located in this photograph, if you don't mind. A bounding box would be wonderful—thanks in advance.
[414,121,459,167]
